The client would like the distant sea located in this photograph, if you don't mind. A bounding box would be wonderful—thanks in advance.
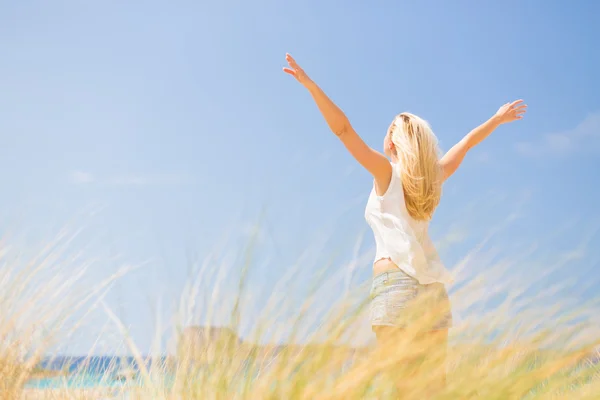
[26,351,600,390]
[27,356,170,389]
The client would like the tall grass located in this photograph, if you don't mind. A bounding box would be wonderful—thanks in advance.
[5,222,600,399]
[0,231,131,400]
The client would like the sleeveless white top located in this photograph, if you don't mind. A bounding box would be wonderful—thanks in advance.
[364,162,453,285]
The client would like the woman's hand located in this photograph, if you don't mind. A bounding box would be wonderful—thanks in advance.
[440,99,527,181]
[494,100,527,124]
[283,53,313,87]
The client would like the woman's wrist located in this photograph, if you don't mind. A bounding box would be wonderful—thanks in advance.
[489,114,503,126]
[303,78,317,92]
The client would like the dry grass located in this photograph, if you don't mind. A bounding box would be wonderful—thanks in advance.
[0,232,132,400]
[2,225,600,399]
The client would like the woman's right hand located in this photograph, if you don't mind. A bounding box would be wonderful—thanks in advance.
[494,100,527,124]
[283,53,313,87]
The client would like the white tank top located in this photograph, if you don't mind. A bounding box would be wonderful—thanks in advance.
[364,162,453,285]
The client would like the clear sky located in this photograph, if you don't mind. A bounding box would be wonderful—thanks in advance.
[1,0,599,354]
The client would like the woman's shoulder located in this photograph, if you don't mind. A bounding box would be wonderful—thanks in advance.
[389,162,404,184]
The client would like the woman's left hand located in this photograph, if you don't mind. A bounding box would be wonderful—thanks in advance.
[494,100,527,124]
[283,53,312,87]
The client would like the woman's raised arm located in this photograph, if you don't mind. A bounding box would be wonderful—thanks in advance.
[440,100,527,181]
[283,54,391,185]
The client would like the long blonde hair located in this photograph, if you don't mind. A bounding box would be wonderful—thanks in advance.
[388,113,442,221]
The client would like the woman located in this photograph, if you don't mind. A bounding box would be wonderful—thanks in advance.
[283,54,526,392]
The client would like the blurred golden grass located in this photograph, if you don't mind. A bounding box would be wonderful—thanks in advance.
[2,223,600,399]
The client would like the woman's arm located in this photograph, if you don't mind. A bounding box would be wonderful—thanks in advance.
[283,54,391,185]
[440,100,527,181]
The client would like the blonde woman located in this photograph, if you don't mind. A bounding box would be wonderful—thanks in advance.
[283,54,526,392]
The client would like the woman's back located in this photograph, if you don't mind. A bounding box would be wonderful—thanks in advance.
[365,162,453,285]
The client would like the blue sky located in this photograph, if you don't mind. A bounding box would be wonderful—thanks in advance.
[1,0,599,354]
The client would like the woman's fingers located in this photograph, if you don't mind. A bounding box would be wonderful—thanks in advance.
[514,107,527,115]
[495,100,527,123]
[283,53,305,82]
[282,67,296,76]
[286,53,301,70]
[514,105,527,115]
[511,102,527,117]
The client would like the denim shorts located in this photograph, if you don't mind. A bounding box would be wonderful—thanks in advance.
[370,269,452,331]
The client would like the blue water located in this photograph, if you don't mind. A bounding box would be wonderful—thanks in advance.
[26,374,125,389]
[38,355,168,372]
[26,356,170,389]
[26,355,280,389]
